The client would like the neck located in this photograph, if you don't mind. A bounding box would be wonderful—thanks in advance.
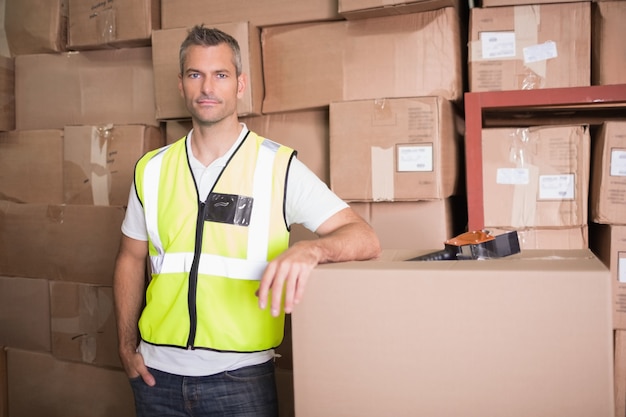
[190,118,243,167]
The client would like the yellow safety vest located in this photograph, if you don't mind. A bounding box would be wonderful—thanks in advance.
[134,131,296,352]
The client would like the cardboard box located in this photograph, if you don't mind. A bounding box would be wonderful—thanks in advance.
[330,96,462,202]
[161,0,340,29]
[482,125,590,228]
[262,8,463,113]
[0,130,64,204]
[0,347,6,417]
[50,282,120,368]
[0,277,50,352]
[468,3,591,92]
[152,23,263,120]
[0,202,125,284]
[339,0,461,19]
[15,47,158,130]
[292,249,613,416]
[615,330,626,417]
[64,124,164,206]
[592,1,626,85]
[351,198,466,249]
[0,56,14,131]
[68,0,160,50]
[489,226,588,250]
[590,223,626,329]
[590,122,626,224]
[6,348,134,417]
[4,0,67,55]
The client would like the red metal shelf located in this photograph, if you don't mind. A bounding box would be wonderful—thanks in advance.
[463,84,626,231]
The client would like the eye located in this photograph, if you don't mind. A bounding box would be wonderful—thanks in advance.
[188,72,201,79]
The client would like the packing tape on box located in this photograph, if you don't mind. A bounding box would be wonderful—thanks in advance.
[371,146,394,201]
[90,125,113,206]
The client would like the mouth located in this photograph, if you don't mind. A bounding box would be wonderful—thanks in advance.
[197,96,221,106]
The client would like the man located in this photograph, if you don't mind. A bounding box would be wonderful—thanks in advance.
[113,25,381,417]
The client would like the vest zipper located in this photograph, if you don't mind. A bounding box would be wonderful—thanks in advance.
[186,200,207,348]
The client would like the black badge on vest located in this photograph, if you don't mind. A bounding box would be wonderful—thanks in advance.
[204,192,254,226]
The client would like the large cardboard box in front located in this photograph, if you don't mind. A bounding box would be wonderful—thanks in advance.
[0,130,64,204]
[160,0,340,29]
[482,125,590,229]
[0,202,124,284]
[592,1,626,86]
[330,96,462,202]
[468,3,590,92]
[590,223,626,329]
[68,0,160,50]
[15,47,158,130]
[152,23,264,120]
[262,8,463,113]
[479,0,590,7]
[590,122,626,225]
[64,124,164,206]
[6,348,135,417]
[292,249,613,416]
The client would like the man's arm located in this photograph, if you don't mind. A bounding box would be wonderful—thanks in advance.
[112,234,155,386]
[257,206,381,317]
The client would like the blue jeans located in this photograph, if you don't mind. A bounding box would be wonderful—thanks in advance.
[129,360,278,417]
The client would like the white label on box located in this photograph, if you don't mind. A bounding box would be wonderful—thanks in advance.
[496,168,529,185]
[397,144,433,172]
[538,174,575,200]
[619,253,626,283]
[610,149,626,176]
[523,41,558,64]
[481,31,516,59]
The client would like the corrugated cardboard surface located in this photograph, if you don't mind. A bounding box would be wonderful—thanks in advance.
[489,225,588,250]
[161,0,340,29]
[63,124,164,206]
[339,0,460,19]
[468,3,590,91]
[0,277,50,352]
[152,23,263,120]
[4,0,67,55]
[6,348,134,417]
[15,47,158,130]
[68,0,160,50]
[292,249,613,417]
[0,202,125,284]
[482,125,590,228]
[330,96,462,201]
[590,223,626,329]
[351,198,466,249]
[0,130,64,204]
[592,1,626,85]
[0,348,6,417]
[50,282,120,368]
[0,56,14,131]
[262,8,463,113]
[590,122,626,225]
[480,0,589,6]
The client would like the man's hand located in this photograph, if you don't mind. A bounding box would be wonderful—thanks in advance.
[257,242,320,317]
[120,349,156,387]
[256,207,381,317]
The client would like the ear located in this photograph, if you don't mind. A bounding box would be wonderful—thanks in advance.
[178,73,184,98]
[237,73,247,99]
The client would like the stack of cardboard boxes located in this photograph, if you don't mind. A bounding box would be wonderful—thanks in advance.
[0,0,623,416]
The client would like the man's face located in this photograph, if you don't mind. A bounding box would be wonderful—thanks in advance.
[178,44,245,126]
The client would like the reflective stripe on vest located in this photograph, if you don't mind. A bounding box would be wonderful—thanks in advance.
[144,139,280,278]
